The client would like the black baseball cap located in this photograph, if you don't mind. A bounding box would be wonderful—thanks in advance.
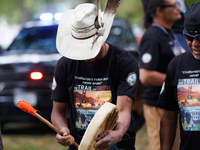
[183,2,200,35]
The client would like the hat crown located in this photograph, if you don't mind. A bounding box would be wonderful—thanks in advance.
[71,4,97,39]
[56,0,121,60]
[74,4,97,27]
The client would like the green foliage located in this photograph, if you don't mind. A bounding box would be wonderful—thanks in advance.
[185,0,199,7]
[0,0,144,25]
[0,0,199,25]
[92,0,144,25]
[0,0,40,24]
[116,0,144,25]
[0,0,78,24]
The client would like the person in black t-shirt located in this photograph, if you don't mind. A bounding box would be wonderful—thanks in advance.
[139,0,183,149]
[51,2,139,150]
[158,2,200,150]
[141,0,189,51]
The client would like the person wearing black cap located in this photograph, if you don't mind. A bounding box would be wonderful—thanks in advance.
[158,2,200,150]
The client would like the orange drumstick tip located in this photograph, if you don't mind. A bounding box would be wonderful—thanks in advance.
[18,100,37,116]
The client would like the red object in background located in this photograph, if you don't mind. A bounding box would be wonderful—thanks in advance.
[30,71,43,80]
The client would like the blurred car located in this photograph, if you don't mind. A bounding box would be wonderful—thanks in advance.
[0,15,138,124]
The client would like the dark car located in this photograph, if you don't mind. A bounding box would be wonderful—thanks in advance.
[0,17,138,124]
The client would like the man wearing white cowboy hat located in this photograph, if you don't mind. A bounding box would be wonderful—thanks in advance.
[51,1,139,150]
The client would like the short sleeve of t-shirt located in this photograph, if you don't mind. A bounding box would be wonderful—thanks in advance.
[139,31,160,70]
[51,57,71,102]
[139,26,175,73]
[116,51,139,101]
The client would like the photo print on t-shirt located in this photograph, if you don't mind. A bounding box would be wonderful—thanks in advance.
[178,78,200,131]
[73,76,111,130]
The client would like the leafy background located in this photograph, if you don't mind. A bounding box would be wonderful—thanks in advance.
[0,0,199,25]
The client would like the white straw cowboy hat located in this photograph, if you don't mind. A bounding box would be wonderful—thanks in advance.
[56,0,123,60]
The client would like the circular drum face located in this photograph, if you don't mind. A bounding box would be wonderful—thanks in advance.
[79,102,119,150]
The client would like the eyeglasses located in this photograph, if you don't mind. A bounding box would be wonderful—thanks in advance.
[161,3,178,8]
[184,32,200,42]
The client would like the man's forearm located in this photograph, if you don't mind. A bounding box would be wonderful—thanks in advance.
[51,110,68,130]
[115,110,131,140]
[51,101,68,131]
[160,110,178,150]
[115,96,132,140]
[140,69,166,86]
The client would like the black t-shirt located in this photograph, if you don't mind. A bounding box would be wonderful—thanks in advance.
[139,26,180,106]
[51,43,139,149]
[158,51,200,150]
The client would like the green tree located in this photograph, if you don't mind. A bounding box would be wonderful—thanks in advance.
[185,0,199,7]
[0,0,199,25]
[0,0,79,24]
[0,0,41,24]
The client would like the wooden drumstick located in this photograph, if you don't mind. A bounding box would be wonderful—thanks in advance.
[18,100,79,149]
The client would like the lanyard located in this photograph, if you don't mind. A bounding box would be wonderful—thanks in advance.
[153,21,183,56]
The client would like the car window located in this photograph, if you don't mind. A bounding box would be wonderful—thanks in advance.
[6,19,137,54]
[107,19,137,51]
[7,25,58,53]
[108,26,136,47]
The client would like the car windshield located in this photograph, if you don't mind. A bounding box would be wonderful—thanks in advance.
[6,19,137,53]
[7,25,58,53]
[107,19,137,49]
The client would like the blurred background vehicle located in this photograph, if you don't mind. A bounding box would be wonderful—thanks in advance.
[0,16,61,124]
[0,14,139,127]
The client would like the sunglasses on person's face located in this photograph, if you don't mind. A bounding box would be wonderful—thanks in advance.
[184,33,200,42]
[161,3,178,8]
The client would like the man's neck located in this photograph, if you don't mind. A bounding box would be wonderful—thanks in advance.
[86,43,109,62]
[154,18,173,29]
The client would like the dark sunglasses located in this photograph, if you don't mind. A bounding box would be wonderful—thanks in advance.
[161,3,178,8]
[184,32,200,42]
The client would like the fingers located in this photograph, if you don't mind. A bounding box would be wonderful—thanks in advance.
[95,130,111,149]
[96,130,109,141]
[56,127,75,146]
[56,133,75,146]
[60,127,70,135]
[95,130,120,149]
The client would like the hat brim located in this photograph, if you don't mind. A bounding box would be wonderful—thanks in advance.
[56,9,115,60]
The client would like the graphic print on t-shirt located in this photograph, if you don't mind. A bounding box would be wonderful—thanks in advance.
[73,76,111,130]
[178,78,200,131]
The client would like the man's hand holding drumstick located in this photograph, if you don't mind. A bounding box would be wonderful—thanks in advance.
[51,101,76,147]
[18,100,79,149]
[56,127,75,147]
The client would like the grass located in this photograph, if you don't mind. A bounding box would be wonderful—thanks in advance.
[135,125,149,150]
[1,122,148,150]
[3,134,67,150]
